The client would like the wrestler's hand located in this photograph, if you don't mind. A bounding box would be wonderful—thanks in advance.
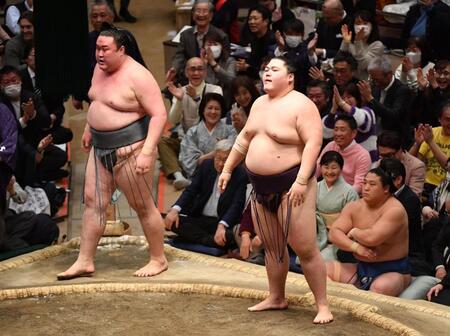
[287,182,307,208]
[214,224,227,246]
[240,233,252,259]
[218,172,231,193]
[81,128,92,152]
[427,283,444,301]
[165,208,180,231]
[354,244,377,260]
[135,150,154,175]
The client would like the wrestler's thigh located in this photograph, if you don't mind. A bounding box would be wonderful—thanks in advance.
[326,261,358,284]
[287,179,318,250]
[84,149,113,207]
[250,200,279,243]
[114,145,156,211]
[370,272,411,296]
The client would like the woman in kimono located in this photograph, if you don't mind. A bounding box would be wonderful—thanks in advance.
[179,93,237,178]
[316,150,359,253]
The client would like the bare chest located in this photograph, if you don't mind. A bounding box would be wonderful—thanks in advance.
[250,103,300,143]
[88,74,139,112]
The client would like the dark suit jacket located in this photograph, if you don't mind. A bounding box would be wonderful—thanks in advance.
[1,89,51,148]
[431,220,450,270]
[315,14,353,59]
[402,1,450,61]
[396,185,425,256]
[174,159,247,227]
[368,78,412,140]
[172,24,230,74]
[19,67,66,125]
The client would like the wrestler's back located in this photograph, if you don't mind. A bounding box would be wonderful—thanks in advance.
[352,198,409,263]
[245,91,316,175]
[87,57,146,131]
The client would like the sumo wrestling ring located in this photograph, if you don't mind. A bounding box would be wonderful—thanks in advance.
[1,236,449,336]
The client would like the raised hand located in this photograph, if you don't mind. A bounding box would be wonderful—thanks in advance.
[341,24,352,43]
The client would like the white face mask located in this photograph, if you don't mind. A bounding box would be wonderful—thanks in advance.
[406,51,421,65]
[354,23,372,37]
[209,45,222,59]
[285,35,302,48]
[3,83,21,99]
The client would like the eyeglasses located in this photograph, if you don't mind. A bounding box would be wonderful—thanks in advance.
[187,66,205,72]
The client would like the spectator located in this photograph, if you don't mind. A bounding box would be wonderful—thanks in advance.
[274,19,318,93]
[377,130,425,196]
[165,140,247,248]
[0,102,18,247]
[0,66,67,184]
[72,0,146,109]
[3,11,33,69]
[410,101,450,193]
[20,45,73,145]
[202,29,236,109]
[323,83,377,162]
[339,10,384,80]
[379,158,430,276]
[307,79,331,118]
[314,0,352,60]
[159,57,222,190]
[317,114,371,194]
[327,168,411,296]
[4,0,33,36]
[402,0,450,62]
[167,0,229,84]
[394,36,434,94]
[309,51,359,95]
[420,158,450,264]
[179,93,236,178]
[235,5,276,79]
[316,150,358,237]
[106,0,137,23]
[431,216,450,282]
[227,75,260,133]
[212,0,239,43]
[257,0,295,35]
[359,56,413,143]
[233,204,264,263]
[416,60,450,126]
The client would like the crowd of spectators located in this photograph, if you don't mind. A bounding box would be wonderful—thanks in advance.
[161,0,450,307]
[2,0,450,307]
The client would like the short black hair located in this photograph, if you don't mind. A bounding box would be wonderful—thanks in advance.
[367,167,396,194]
[198,92,227,120]
[343,82,362,107]
[270,56,297,75]
[379,157,406,187]
[247,5,272,24]
[19,10,33,26]
[0,65,22,82]
[333,51,358,71]
[377,131,402,151]
[99,26,129,52]
[320,150,344,169]
[335,114,357,130]
[307,79,331,99]
[283,19,305,35]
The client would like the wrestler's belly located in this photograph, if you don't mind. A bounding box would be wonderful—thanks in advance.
[87,101,145,131]
[245,135,302,175]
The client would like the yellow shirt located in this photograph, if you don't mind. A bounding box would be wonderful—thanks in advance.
[419,127,450,186]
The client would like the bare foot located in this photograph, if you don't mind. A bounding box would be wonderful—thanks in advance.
[248,297,288,312]
[134,259,168,277]
[313,305,333,324]
[56,261,95,281]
